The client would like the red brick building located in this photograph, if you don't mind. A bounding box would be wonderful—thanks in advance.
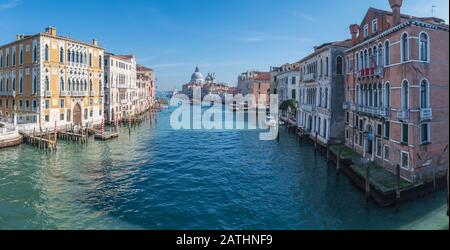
[343,0,449,181]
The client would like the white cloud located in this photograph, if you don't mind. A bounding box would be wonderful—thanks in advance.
[0,0,20,9]
[292,11,318,23]
[235,32,313,43]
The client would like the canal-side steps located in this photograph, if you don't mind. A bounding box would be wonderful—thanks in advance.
[298,133,446,207]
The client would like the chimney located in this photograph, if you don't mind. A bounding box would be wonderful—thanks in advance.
[16,34,22,41]
[45,26,57,36]
[92,39,98,46]
[389,0,403,25]
[350,24,360,45]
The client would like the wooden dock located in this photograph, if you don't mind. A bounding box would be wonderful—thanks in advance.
[94,132,119,140]
[21,130,57,151]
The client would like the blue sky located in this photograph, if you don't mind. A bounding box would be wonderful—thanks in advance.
[1,0,448,91]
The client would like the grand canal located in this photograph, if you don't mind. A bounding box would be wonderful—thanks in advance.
[0,106,448,230]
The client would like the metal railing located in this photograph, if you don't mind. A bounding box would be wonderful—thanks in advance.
[397,109,409,122]
[420,108,432,122]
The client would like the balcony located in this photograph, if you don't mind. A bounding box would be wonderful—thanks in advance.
[397,109,409,122]
[420,108,432,122]
[301,104,316,112]
[355,105,390,119]
[100,90,105,96]
[60,91,70,97]
[90,91,95,97]
[357,66,383,79]
[303,73,317,82]
[342,102,349,110]
[44,91,52,97]
[71,91,88,97]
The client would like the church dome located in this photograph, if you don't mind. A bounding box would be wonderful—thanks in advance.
[190,65,204,83]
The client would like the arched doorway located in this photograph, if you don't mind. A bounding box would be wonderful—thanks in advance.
[365,124,373,155]
[73,103,82,125]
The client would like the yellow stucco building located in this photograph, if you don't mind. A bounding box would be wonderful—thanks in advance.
[0,27,105,129]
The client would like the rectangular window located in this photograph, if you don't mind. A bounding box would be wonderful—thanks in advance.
[421,123,430,144]
[60,113,64,121]
[376,138,382,158]
[359,132,363,146]
[384,122,390,139]
[0,99,2,107]
[60,99,65,108]
[384,145,390,161]
[377,124,382,136]
[372,19,378,33]
[45,115,49,122]
[364,24,369,37]
[401,151,409,170]
[67,109,71,122]
[345,128,349,140]
[90,110,93,117]
[401,123,408,144]
[291,89,296,99]
[45,100,50,109]
[346,112,349,123]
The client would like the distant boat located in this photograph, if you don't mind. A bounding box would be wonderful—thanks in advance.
[265,116,277,127]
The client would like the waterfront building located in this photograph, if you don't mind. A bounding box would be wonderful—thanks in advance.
[182,66,235,99]
[104,53,136,122]
[237,70,271,107]
[297,40,352,145]
[343,0,449,181]
[136,65,155,114]
[0,27,105,129]
[271,63,300,103]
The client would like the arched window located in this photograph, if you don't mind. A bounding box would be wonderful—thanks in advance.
[368,84,372,106]
[67,50,71,62]
[12,78,16,91]
[19,50,23,65]
[377,44,382,67]
[384,40,390,66]
[99,55,103,68]
[0,54,3,67]
[374,84,378,107]
[68,79,72,91]
[12,51,16,66]
[45,76,49,91]
[378,83,383,107]
[89,80,93,91]
[60,77,64,91]
[401,33,408,62]
[364,49,368,69]
[60,47,64,63]
[45,44,49,61]
[355,53,359,71]
[19,77,23,94]
[99,80,102,93]
[419,32,429,62]
[6,53,9,66]
[324,88,328,108]
[420,79,430,108]
[0,79,2,91]
[319,88,322,107]
[33,46,38,63]
[368,48,372,68]
[33,76,37,94]
[89,53,92,66]
[401,80,409,110]
[336,56,343,74]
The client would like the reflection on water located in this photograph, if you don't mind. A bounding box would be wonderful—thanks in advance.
[0,107,448,229]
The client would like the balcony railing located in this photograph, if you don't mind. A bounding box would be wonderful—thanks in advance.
[90,91,95,97]
[44,91,52,97]
[357,65,383,78]
[342,102,349,110]
[60,91,70,97]
[355,105,390,119]
[71,91,88,97]
[303,73,317,82]
[100,90,105,96]
[301,104,316,112]
[420,108,432,122]
[397,109,409,122]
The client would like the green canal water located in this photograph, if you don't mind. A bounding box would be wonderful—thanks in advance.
[0,107,448,229]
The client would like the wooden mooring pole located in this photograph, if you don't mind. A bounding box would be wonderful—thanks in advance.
[336,146,341,182]
[396,164,401,212]
[365,162,370,208]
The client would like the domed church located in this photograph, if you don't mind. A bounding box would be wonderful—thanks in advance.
[190,65,205,84]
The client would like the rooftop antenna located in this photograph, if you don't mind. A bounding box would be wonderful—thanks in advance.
[431,5,436,17]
